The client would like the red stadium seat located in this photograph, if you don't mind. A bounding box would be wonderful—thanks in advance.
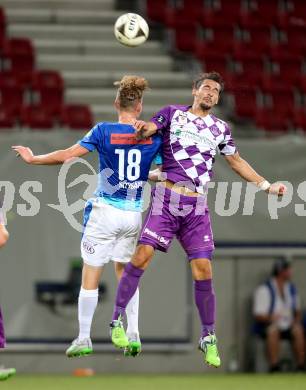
[195,26,236,57]
[269,52,303,84]
[286,1,306,22]
[163,1,203,52]
[292,108,306,131]
[2,38,35,86]
[268,42,299,60]
[259,73,290,92]
[242,26,272,54]
[232,41,256,58]
[31,70,64,116]
[243,0,281,26]
[61,104,93,130]
[146,0,172,23]
[0,71,24,118]
[0,8,6,43]
[296,74,306,93]
[0,106,15,128]
[202,0,242,27]
[286,25,306,55]
[226,72,259,92]
[164,1,204,27]
[172,22,199,52]
[20,105,54,130]
[255,108,290,132]
[207,26,236,51]
[232,86,258,118]
[199,52,230,76]
[232,53,265,85]
[264,85,296,116]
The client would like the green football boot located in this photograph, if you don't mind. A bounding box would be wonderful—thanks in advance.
[124,334,142,357]
[0,367,16,381]
[110,318,129,349]
[66,338,93,358]
[199,334,221,368]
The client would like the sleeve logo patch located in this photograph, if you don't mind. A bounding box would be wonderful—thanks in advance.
[157,115,165,123]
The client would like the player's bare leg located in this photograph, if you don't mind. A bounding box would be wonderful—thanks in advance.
[66,263,103,358]
[266,325,281,371]
[110,245,154,349]
[191,258,221,368]
[115,263,141,357]
[291,322,305,370]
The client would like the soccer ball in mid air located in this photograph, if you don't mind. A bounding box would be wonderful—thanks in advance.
[114,13,149,47]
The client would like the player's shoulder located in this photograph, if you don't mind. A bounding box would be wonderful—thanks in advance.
[210,114,228,127]
[94,121,114,128]
[169,104,190,111]
[94,121,132,131]
[210,114,231,132]
[254,283,270,298]
[155,104,190,115]
[167,104,190,113]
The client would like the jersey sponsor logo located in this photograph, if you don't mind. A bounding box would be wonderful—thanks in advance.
[118,180,143,190]
[176,112,188,125]
[170,128,216,150]
[111,134,153,145]
[210,125,222,137]
[82,240,97,255]
[143,227,170,245]
[194,118,206,129]
[157,115,165,123]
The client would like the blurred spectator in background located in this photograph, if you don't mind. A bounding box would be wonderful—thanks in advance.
[253,258,305,372]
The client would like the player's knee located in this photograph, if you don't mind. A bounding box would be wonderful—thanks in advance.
[291,323,304,338]
[191,258,212,280]
[266,324,279,338]
[132,245,154,270]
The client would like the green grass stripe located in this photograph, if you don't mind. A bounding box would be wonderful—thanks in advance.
[1,374,305,390]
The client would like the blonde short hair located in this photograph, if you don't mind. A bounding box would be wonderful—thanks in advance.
[114,75,149,110]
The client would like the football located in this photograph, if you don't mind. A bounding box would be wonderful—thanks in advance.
[114,13,149,47]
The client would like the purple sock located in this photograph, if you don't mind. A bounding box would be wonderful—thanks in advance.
[112,263,144,321]
[194,279,216,338]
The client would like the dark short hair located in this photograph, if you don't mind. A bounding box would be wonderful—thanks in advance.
[272,257,291,277]
[193,71,224,94]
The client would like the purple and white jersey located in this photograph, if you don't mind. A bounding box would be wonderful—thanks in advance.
[150,105,237,193]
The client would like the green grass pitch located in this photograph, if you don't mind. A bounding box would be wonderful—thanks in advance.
[1,374,305,390]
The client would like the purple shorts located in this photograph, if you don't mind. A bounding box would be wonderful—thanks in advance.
[0,306,5,348]
[139,185,214,260]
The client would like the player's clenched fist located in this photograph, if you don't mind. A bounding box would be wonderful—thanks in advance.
[268,182,287,196]
[133,120,147,132]
[11,146,34,164]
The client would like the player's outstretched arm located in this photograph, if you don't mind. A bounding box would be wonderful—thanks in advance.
[225,152,287,196]
[134,120,158,139]
[148,166,164,182]
[0,224,9,248]
[12,144,89,165]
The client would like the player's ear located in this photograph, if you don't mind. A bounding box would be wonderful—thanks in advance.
[192,87,197,97]
[114,99,120,110]
[136,101,143,116]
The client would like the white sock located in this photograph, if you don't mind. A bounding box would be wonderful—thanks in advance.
[78,287,98,340]
[126,287,139,339]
